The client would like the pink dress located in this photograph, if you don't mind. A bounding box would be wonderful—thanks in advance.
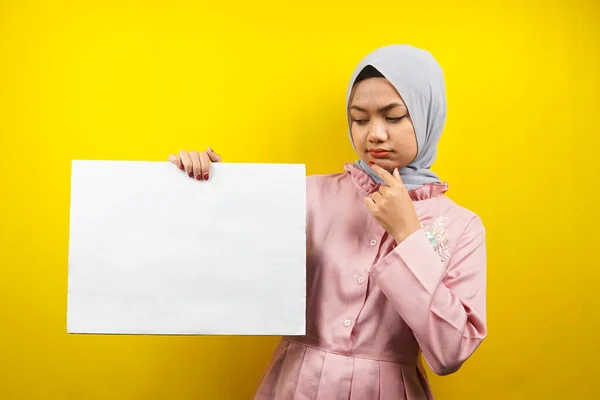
[253,164,487,400]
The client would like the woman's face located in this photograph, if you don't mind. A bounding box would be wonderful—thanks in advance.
[349,77,417,171]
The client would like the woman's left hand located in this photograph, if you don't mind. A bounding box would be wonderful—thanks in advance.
[363,164,422,244]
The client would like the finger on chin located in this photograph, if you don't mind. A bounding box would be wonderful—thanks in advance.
[392,168,406,187]
[369,162,397,186]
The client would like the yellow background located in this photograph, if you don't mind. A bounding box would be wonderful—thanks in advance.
[1,0,598,399]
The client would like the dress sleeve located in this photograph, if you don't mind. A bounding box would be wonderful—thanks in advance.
[368,216,487,375]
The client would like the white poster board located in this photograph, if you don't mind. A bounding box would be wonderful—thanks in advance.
[67,160,306,335]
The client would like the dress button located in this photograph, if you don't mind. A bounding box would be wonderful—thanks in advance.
[344,319,351,327]
[358,276,364,284]
[370,239,377,246]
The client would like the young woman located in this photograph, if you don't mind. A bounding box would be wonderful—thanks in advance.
[168,44,487,400]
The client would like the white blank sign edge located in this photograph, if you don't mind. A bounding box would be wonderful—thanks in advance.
[67,160,307,336]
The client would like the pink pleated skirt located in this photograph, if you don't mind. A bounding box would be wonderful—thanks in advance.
[252,340,433,400]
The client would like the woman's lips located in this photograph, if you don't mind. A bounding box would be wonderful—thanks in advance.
[369,149,390,158]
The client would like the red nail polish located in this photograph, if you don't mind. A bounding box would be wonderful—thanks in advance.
[204,173,209,181]
[179,164,184,171]
[369,161,374,166]
[196,174,202,180]
[188,171,193,178]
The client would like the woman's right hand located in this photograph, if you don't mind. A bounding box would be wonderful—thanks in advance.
[168,147,221,181]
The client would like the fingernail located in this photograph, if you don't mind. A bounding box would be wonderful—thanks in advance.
[196,174,202,181]
[204,173,209,181]
[179,164,184,171]
[368,161,374,166]
[188,171,193,178]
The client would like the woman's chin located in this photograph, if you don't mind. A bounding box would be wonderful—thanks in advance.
[367,158,401,171]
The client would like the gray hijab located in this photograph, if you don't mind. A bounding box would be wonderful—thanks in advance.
[346,44,447,190]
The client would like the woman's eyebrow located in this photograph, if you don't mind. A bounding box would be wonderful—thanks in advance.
[350,103,406,112]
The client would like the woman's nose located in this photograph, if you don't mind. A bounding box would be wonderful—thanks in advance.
[368,120,388,142]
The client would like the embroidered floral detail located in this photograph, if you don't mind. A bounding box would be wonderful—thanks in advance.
[420,216,451,263]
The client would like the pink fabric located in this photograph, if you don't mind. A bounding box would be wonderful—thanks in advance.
[253,164,487,399]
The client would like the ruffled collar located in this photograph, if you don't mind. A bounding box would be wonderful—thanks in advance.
[344,163,448,201]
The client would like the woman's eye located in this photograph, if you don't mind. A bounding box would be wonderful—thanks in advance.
[387,116,405,123]
[354,119,369,125]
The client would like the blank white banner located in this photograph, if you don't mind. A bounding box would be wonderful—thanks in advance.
[67,160,306,335]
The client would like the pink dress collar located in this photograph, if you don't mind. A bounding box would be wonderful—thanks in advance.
[343,163,449,201]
